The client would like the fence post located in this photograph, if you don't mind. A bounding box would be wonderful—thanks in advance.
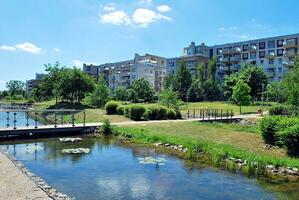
[226,110,229,119]
[208,109,210,120]
[83,111,86,127]
[35,112,38,129]
[13,112,17,130]
[6,112,9,128]
[220,110,223,120]
[54,113,57,128]
[26,112,29,127]
[187,110,190,119]
[72,113,75,127]
[193,109,195,118]
[214,109,217,120]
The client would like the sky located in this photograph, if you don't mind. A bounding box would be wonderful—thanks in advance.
[1,0,299,90]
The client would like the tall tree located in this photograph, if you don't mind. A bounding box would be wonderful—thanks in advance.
[159,89,180,109]
[115,86,129,102]
[85,76,110,108]
[176,60,192,101]
[6,80,25,96]
[266,82,287,103]
[232,80,251,114]
[129,78,155,103]
[283,57,299,108]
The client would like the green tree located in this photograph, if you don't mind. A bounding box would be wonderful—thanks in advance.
[115,86,129,102]
[266,82,287,103]
[240,66,268,102]
[6,80,25,96]
[176,60,192,101]
[163,74,178,90]
[283,57,299,108]
[85,76,110,108]
[129,78,155,103]
[187,79,204,102]
[159,89,180,109]
[223,72,239,99]
[232,80,251,114]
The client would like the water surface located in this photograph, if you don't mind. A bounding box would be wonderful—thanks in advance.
[1,137,299,200]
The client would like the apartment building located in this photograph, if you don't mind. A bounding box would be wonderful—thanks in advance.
[166,42,210,78]
[210,33,299,81]
[83,53,167,92]
[25,73,46,94]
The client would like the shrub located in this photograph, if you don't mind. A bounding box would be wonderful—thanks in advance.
[105,101,119,114]
[269,105,292,116]
[158,106,168,120]
[101,118,112,135]
[147,106,160,120]
[167,108,177,119]
[129,105,146,121]
[281,124,299,156]
[175,109,182,119]
[124,106,131,117]
[260,116,283,145]
[117,106,125,115]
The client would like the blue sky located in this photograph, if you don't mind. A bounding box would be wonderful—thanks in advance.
[1,0,299,90]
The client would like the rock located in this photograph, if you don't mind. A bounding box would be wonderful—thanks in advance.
[266,165,274,170]
[272,168,279,173]
[278,167,286,174]
[178,145,183,148]
[235,159,243,164]
[59,138,83,143]
[164,143,170,147]
[287,169,298,176]
[61,148,90,154]
[292,168,298,172]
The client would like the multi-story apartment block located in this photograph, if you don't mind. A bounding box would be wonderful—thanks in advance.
[210,33,299,82]
[25,73,46,94]
[83,53,167,92]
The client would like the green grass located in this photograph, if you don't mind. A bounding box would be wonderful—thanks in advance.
[114,121,299,168]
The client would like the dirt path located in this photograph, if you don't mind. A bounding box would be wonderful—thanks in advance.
[0,152,52,200]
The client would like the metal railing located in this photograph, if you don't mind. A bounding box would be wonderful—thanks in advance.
[182,109,234,120]
[0,109,86,130]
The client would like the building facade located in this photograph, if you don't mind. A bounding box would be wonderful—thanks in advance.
[210,33,299,82]
[83,53,167,92]
[25,73,46,94]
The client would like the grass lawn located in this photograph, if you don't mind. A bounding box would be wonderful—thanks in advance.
[115,121,299,168]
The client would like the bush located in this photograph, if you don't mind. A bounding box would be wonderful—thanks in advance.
[105,101,119,114]
[158,106,168,120]
[260,116,283,145]
[167,109,177,119]
[129,105,146,121]
[175,109,182,119]
[117,106,125,115]
[101,118,112,135]
[124,106,131,117]
[147,106,160,120]
[282,124,299,156]
[269,105,292,116]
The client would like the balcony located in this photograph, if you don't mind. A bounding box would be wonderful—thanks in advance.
[222,57,230,63]
[268,63,275,69]
[283,60,295,67]
[248,45,257,52]
[230,56,241,62]
[267,71,275,78]
[265,52,276,59]
[283,39,298,48]
[230,47,242,54]
[284,51,297,57]
[231,64,241,71]
[222,49,231,55]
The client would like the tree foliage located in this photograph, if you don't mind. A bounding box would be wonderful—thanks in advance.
[159,89,180,109]
[6,80,25,96]
[232,80,251,114]
[266,82,287,103]
[129,78,155,103]
[176,60,192,101]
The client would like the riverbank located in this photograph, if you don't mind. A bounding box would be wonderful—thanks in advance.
[112,121,299,179]
[0,150,71,200]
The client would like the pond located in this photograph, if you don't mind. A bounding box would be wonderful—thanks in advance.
[1,136,299,200]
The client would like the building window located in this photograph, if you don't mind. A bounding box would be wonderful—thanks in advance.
[259,51,265,58]
[243,44,249,51]
[259,42,265,49]
[279,67,282,73]
[260,60,264,64]
[250,52,256,59]
[277,39,284,47]
[277,49,284,57]
[269,59,274,64]
[268,40,275,49]
[242,53,248,60]
[216,48,222,55]
[278,58,283,64]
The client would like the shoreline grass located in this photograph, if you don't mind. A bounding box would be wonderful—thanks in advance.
[112,122,299,170]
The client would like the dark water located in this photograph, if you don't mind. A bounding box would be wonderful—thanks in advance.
[1,137,299,200]
[0,111,42,128]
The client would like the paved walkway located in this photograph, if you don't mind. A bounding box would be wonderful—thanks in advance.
[0,152,51,200]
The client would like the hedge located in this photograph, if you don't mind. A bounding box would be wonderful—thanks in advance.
[129,105,146,121]
[105,101,119,114]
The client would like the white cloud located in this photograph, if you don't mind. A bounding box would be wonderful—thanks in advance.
[15,42,42,54]
[138,0,152,7]
[132,8,171,28]
[100,11,131,25]
[103,2,116,11]
[157,5,171,13]
[0,45,16,51]
[53,48,61,52]
[72,60,98,67]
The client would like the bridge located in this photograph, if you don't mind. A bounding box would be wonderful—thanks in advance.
[0,108,241,138]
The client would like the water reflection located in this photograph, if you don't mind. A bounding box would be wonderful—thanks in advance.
[1,137,299,200]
